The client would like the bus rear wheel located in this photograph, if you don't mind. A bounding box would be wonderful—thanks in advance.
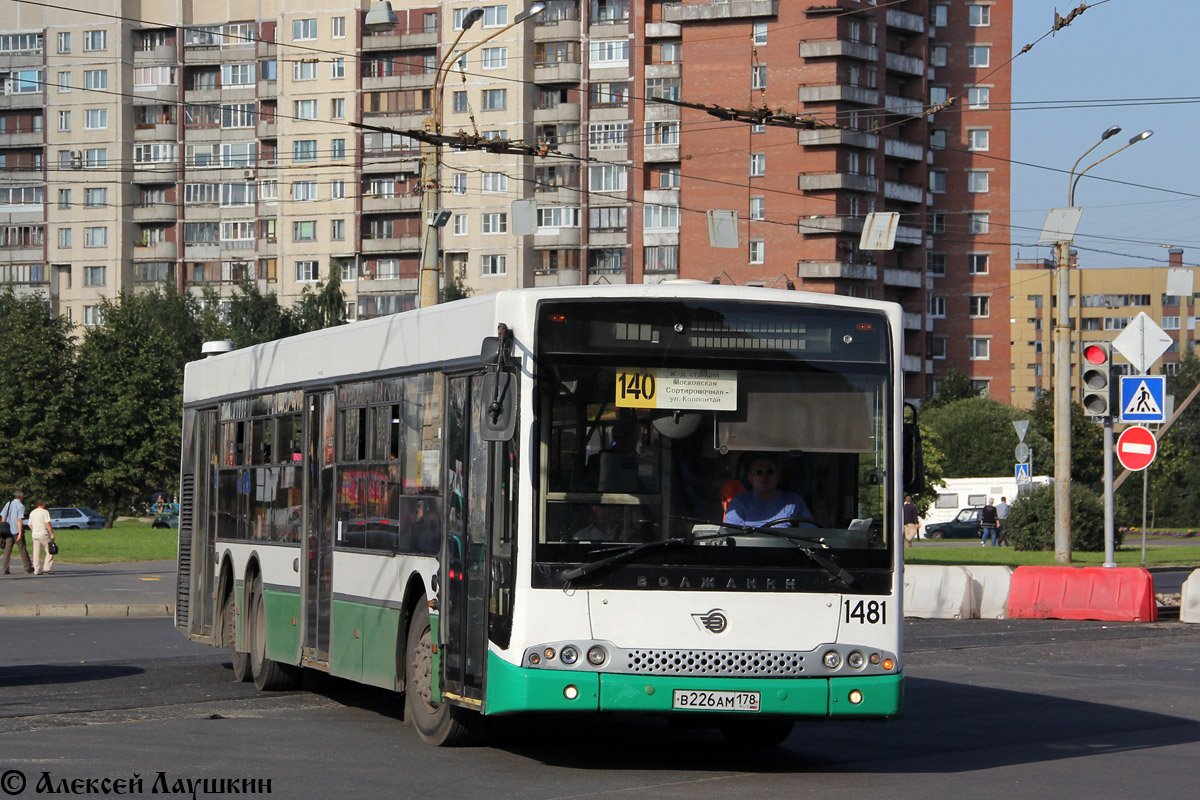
[404,599,484,746]
[249,575,299,691]
[719,719,794,747]
[223,588,251,682]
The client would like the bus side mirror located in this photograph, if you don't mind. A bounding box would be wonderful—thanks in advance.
[480,371,517,441]
[480,336,501,365]
[903,402,925,495]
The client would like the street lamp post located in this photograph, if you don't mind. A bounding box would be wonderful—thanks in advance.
[417,4,546,308]
[1052,127,1154,563]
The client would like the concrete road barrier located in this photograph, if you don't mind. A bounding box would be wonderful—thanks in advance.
[903,564,977,619]
[1008,566,1157,622]
[1181,569,1200,624]
[962,565,1013,619]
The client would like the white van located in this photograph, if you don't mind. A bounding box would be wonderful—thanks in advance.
[920,475,1050,537]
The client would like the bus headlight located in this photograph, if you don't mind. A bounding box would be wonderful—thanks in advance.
[587,646,607,666]
[847,651,866,670]
[822,650,842,670]
[560,645,580,665]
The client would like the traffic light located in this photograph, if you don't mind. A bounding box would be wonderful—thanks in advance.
[1080,342,1115,417]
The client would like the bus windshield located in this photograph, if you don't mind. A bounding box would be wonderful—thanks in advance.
[533,298,894,595]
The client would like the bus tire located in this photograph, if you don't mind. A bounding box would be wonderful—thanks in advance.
[249,575,299,691]
[222,586,251,683]
[719,719,794,747]
[404,599,484,746]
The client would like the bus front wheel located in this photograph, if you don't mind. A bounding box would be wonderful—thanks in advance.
[404,599,484,746]
[249,575,299,691]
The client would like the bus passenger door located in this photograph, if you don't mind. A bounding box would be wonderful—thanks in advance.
[440,376,491,705]
[302,391,335,663]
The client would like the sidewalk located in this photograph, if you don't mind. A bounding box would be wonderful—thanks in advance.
[0,559,175,618]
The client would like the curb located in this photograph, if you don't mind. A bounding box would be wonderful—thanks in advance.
[0,604,174,618]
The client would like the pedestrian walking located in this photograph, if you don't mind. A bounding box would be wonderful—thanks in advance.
[903,495,919,546]
[29,497,55,575]
[1,490,34,574]
[995,496,1009,546]
[980,497,999,547]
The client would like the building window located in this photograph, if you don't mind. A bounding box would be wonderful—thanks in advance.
[481,89,507,111]
[332,16,346,38]
[453,215,468,236]
[969,254,990,274]
[482,213,508,234]
[932,212,947,234]
[293,140,317,162]
[293,221,317,242]
[968,171,989,193]
[930,86,948,106]
[57,228,71,248]
[293,181,318,201]
[645,121,679,145]
[753,22,767,45]
[331,180,345,200]
[968,129,990,151]
[296,260,318,282]
[589,122,628,150]
[482,47,508,69]
[645,77,681,101]
[83,30,107,51]
[590,82,629,106]
[969,338,990,360]
[927,252,946,276]
[750,153,765,177]
[83,306,102,327]
[969,296,990,318]
[59,189,71,209]
[930,337,948,359]
[969,213,990,234]
[84,109,107,130]
[295,99,317,120]
[931,4,949,27]
[482,172,508,193]
[751,65,766,90]
[929,170,947,193]
[928,295,947,318]
[84,266,106,287]
[331,219,345,241]
[84,227,108,247]
[56,71,70,93]
[453,174,468,194]
[969,5,991,26]
[644,245,679,273]
[930,46,947,67]
[750,196,765,221]
[293,19,317,41]
[330,98,346,120]
[930,129,947,150]
[84,69,108,90]
[481,254,507,276]
[57,32,70,53]
[968,87,990,109]
[590,39,628,65]
[749,239,765,265]
[57,111,70,132]
[340,261,357,281]
[537,207,581,229]
[84,188,107,207]
[588,206,628,232]
[330,138,346,160]
[643,204,680,230]
[293,60,318,81]
[331,58,345,79]
[658,166,680,188]
[588,164,627,193]
[591,0,630,24]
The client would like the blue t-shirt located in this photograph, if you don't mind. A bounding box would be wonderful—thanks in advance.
[723,490,815,528]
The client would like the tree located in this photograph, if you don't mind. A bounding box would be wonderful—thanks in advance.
[922,396,1051,478]
[924,367,979,409]
[292,275,347,333]
[74,286,203,524]
[441,262,472,304]
[1131,347,1200,526]
[0,289,78,502]
[226,280,301,348]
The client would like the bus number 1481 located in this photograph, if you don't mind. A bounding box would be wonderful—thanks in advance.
[844,599,886,624]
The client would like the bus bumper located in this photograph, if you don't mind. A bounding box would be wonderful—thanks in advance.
[484,652,903,718]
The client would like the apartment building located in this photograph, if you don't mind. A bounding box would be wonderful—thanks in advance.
[1011,249,1197,408]
[0,0,1010,404]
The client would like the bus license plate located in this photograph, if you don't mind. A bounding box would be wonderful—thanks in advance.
[672,690,760,712]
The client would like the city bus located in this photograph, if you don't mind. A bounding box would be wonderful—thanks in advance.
[175,283,922,746]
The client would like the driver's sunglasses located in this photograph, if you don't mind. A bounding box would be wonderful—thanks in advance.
[749,468,776,476]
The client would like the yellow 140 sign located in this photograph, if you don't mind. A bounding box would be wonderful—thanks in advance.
[615,368,737,410]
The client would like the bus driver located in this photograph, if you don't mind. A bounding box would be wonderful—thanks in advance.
[722,453,816,529]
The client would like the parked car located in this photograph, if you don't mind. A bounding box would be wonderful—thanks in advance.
[151,512,179,529]
[49,507,106,530]
[923,507,983,540]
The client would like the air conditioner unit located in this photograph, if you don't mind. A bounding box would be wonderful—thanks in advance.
[70,150,83,169]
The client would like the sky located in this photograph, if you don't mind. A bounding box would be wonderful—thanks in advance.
[1011,0,1200,270]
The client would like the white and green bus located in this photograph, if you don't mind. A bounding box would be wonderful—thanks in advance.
[176,284,922,746]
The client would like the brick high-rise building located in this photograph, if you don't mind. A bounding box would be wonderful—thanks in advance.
[0,0,1011,404]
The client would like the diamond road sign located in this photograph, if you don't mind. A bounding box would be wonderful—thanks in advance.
[1112,313,1172,375]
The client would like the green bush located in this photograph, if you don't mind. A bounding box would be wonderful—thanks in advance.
[1005,482,1116,552]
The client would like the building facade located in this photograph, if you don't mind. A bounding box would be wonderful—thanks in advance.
[0,0,1011,403]
[1010,248,1196,408]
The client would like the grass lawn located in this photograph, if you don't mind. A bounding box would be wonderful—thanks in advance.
[52,519,178,564]
[906,541,1200,569]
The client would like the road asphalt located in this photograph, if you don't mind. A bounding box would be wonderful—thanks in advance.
[0,554,1193,619]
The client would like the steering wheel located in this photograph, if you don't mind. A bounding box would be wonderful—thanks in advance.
[765,515,822,529]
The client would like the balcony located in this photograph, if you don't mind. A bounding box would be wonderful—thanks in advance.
[362,71,436,92]
[256,118,277,138]
[644,144,680,163]
[797,173,877,193]
[903,354,923,374]
[534,102,581,124]
[884,181,923,203]
[362,154,420,173]
[886,8,925,33]
[644,102,680,122]
[361,236,420,254]
[134,241,178,260]
[537,227,581,246]
[797,84,878,105]
[884,94,925,117]
[363,31,438,51]
[797,216,863,235]
[257,40,276,59]
[884,138,924,160]
[588,231,628,248]
[796,261,877,281]
[535,20,582,40]
[534,268,584,288]
[2,129,43,147]
[0,52,43,71]
[896,225,923,246]
[134,123,177,141]
[1,245,43,263]
[884,267,922,288]
[0,168,43,183]
[903,311,923,331]
[133,205,178,224]
[664,0,778,22]
[886,52,925,76]
[363,195,420,213]
[797,129,878,149]
[644,22,681,38]
[534,62,582,84]
[798,40,877,62]
[2,92,43,109]
[134,43,178,63]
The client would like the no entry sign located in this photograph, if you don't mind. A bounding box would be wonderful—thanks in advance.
[1116,425,1157,471]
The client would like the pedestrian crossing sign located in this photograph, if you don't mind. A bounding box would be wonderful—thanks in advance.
[1015,462,1031,482]
[1120,375,1166,423]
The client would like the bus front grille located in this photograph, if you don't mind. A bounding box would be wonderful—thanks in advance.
[624,649,806,677]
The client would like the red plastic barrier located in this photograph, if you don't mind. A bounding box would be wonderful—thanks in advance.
[1007,566,1158,622]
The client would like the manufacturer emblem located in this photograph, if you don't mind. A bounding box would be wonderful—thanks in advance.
[692,608,728,634]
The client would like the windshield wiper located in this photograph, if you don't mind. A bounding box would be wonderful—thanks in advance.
[560,535,699,582]
[675,516,856,587]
